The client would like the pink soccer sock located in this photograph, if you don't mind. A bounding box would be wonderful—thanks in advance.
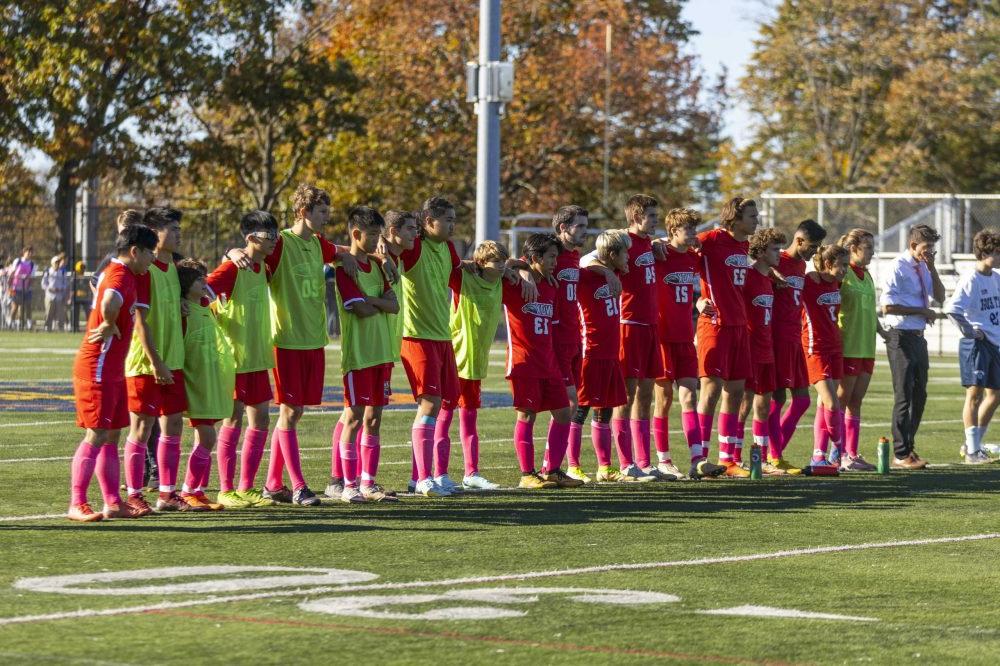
[276,428,306,491]
[813,405,830,458]
[156,435,182,491]
[752,419,772,460]
[652,416,670,464]
[434,408,454,477]
[591,421,613,467]
[70,441,100,506]
[411,421,434,481]
[360,434,381,486]
[845,413,861,457]
[216,425,240,492]
[717,412,738,463]
[123,438,146,495]
[459,408,479,477]
[733,419,746,464]
[780,396,811,455]
[542,420,570,473]
[410,453,418,483]
[265,429,285,491]
[631,418,651,469]
[95,443,121,506]
[698,411,714,460]
[681,411,703,462]
[567,422,583,468]
[350,430,362,482]
[611,417,633,469]
[513,419,535,474]
[330,420,345,478]
[238,428,269,491]
[339,432,358,487]
[183,445,211,493]
[767,400,783,457]
[826,407,844,454]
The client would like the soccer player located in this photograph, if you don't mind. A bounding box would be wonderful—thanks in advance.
[68,225,157,522]
[435,240,510,491]
[801,244,850,471]
[124,207,190,512]
[503,233,582,489]
[738,228,786,475]
[176,259,232,511]
[653,208,724,479]
[332,206,400,503]
[210,211,280,509]
[575,230,632,482]
[836,228,880,471]
[945,230,1000,464]
[769,219,827,473]
[694,197,758,478]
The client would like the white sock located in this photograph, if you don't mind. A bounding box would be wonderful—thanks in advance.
[965,426,981,453]
[979,423,990,446]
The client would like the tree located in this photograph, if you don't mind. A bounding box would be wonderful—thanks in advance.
[0,0,214,255]
[736,0,999,193]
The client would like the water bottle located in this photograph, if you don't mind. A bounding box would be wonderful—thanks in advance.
[877,437,891,475]
[749,444,763,479]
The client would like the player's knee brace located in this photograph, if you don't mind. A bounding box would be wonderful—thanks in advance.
[572,405,590,425]
[593,407,613,424]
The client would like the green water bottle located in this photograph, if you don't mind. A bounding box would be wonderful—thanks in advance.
[749,443,763,479]
[877,437,891,475]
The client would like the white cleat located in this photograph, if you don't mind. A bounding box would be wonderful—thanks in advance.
[340,486,367,503]
[414,478,441,497]
[462,473,500,490]
[434,474,463,494]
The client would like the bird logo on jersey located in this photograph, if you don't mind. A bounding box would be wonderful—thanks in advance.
[634,252,655,268]
[594,284,612,300]
[557,268,580,283]
[785,275,805,290]
[521,302,554,317]
[724,254,751,268]
[662,271,697,286]
[817,291,841,305]
[752,294,774,308]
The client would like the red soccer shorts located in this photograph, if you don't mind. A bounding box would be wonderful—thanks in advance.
[401,338,460,409]
[189,418,220,427]
[746,361,776,395]
[343,364,393,407]
[554,342,582,387]
[458,377,482,410]
[509,376,569,413]
[620,323,663,380]
[696,321,751,381]
[74,377,129,430]
[806,351,844,384]
[773,335,809,390]
[127,370,188,416]
[577,357,627,408]
[235,370,273,406]
[659,340,698,382]
[272,347,325,406]
[843,357,875,377]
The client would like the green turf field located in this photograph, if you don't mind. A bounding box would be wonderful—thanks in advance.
[1,331,999,665]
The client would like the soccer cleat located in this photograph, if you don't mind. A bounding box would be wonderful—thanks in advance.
[183,492,225,511]
[959,444,967,460]
[463,473,500,490]
[565,466,593,483]
[620,464,657,483]
[340,486,367,504]
[432,480,454,497]
[722,461,751,478]
[964,450,993,465]
[657,461,686,479]
[67,503,104,523]
[414,478,441,497]
[595,466,624,482]
[434,474,464,494]
[840,455,877,472]
[688,459,727,479]
[292,486,322,506]
[156,492,194,512]
[518,472,558,489]
[768,457,802,475]
[642,466,678,481]
[827,447,843,467]
[102,502,144,519]
[806,458,840,476]
[761,461,786,476]
[125,494,154,517]
[891,454,927,470]
[540,469,585,488]
[217,490,253,509]
[360,484,399,502]
[262,485,294,503]
[407,479,418,494]
[324,477,345,499]
[237,488,277,507]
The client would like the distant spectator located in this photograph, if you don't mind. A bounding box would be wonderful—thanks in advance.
[42,253,72,331]
[7,246,35,329]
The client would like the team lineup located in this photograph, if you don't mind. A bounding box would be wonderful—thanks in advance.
[65,185,1000,521]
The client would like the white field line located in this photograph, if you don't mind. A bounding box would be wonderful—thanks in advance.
[0,532,996,626]
[0,420,75,429]
[0,347,76,355]
[0,513,65,522]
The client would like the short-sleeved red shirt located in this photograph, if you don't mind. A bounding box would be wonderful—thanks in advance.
[74,260,142,383]
[619,232,658,326]
[773,251,807,341]
[743,266,775,362]
[576,268,621,360]
[335,257,389,309]
[801,274,843,355]
[206,260,269,303]
[655,245,700,343]
[697,228,750,327]
[502,278,559,379]
[553,247,582,346]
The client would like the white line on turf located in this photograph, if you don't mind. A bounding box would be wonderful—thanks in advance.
[0,420,76,429]
[699,605,877,622]
[0,513,65,522]
[0,532,995,626]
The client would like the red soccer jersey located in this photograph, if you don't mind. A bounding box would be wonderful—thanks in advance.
[73,260,143,383]
[619,232,658,326]
[553,247,581,346]
[576,268,622,360]
[801,273,843,355]
[697,228,750,327]
[743,266,775,362]
[655,245,700,343]
[206,260,271,302]
[502,278,559,379]
[772,251,807,340]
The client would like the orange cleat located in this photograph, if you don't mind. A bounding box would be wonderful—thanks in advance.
[182,492,224,511]
[67,503,104,523]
